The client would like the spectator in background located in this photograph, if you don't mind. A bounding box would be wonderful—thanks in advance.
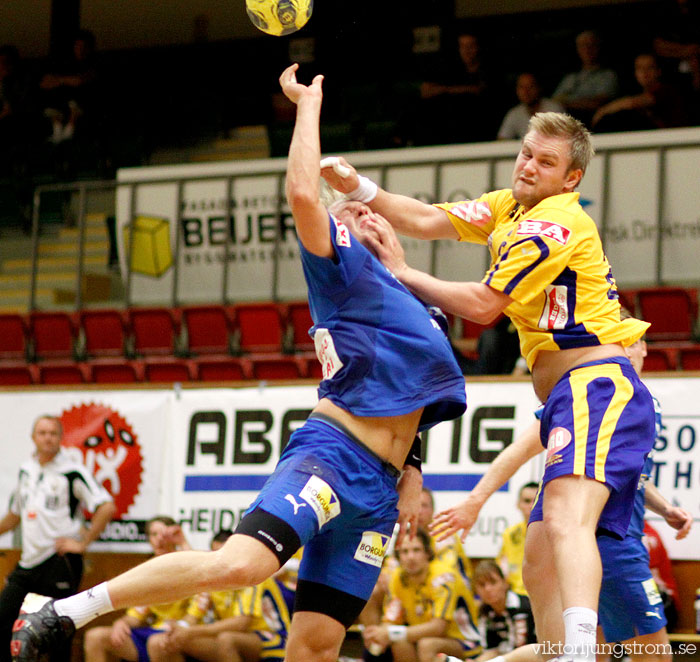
[362,528,482,662]
[592,52,690,131]
[473,316,521,375]
[39,29,99,145]
[472,561,536,661]
[82,516,194,662]
[643,520,681,632]
[0,414,115,662]
[552,30,619,126]
[497,72,564,140]
[414,33,499,145]
[496,482,539,596]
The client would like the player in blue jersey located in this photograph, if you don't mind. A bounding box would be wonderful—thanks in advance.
[11,64,467,662]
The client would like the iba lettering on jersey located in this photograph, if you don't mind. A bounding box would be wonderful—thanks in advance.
[354,531,391,567]
[516,219,571,245]
[299,474,341,528]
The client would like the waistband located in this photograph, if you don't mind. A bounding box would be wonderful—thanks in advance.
[557,355,634,384]
[307,412,401,479]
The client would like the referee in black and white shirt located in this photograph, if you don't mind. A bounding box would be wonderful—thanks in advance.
[0,415,116,662]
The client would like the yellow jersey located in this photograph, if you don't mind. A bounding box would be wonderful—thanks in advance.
[496,520,527,596]
[385,559,481,652]
[186,588,244,623]
[433,534,474,590]
[437,191,649,370]
[126,597,192,629]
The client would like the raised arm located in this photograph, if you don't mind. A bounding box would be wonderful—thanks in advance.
[431,420,542,541]
[281,63,334,258]
[320,158,458,241]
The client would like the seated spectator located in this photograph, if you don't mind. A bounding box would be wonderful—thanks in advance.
[472,561,536,661]
[362,528,482,662]
[552,30,619,126]
[82,516,194,662]
[496,482,539,596]
[39,29,99,144]
[497,72,564,140]
[414,32,500,145]
[592,52,690,131]
[643,520,680,632]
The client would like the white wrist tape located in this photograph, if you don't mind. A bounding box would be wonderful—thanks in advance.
[387,625,408,642]
[347,175,378,204]
[320,156,351,178]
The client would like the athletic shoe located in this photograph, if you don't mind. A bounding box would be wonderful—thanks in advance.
[10,600,75,662]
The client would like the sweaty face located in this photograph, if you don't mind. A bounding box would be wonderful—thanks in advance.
[329,200,382,252]
[511,131,582,210]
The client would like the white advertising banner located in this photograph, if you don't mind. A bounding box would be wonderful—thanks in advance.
[1,377,697,558]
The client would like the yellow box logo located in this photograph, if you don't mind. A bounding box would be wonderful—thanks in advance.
[123,215,173,278]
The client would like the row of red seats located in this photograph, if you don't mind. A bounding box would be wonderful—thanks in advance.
[0,355,323,386]
[0,302,315,362]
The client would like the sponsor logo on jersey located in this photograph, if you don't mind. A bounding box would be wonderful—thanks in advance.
[516,220,571,245]
[546,427,572,460]
[284,494,307,515]
[313,328,344,380]
[332,218,352,247]
[447,200,492,227]
[299,474,341,528]
[354,531,390,567]
[538,284,569,330]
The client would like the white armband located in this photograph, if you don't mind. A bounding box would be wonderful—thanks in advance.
[347,175,378,204]
[387,625,408,642]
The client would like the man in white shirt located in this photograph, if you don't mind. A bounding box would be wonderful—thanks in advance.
[498,73,564,140]
[0,415,115,662]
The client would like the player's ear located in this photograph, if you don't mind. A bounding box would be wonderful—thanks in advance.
[564,168,583,191]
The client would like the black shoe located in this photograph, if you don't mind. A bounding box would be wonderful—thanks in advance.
[10,600,75,661]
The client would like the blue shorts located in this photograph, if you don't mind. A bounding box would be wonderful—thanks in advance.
[530,357,654,538]
[242,415,400,602]
[130,626,164,662]
[598,535,666,641]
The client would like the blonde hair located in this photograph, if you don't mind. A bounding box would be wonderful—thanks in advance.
[527,112,595,174]
[319,178,348,210]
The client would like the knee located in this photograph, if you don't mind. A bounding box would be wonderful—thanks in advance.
[287,633,340,662]
[209,545,275,589]
[415,638,437,662]
[83,626,109,654]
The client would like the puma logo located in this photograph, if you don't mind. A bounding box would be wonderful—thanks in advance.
[285,494,307,515]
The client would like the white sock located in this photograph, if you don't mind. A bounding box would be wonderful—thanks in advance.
[563,606,597,661]
[54,582,114,629]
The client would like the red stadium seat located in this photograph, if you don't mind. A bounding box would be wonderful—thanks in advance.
[182,306,234,355]
[194,357,248,381]
[250,355,307,380]
[616,289,637,316]
[637,287,697,342]
[128,307,180,356]
[29,311,77,360]
[80,309,128,357]
[233,303,286,354]
[143,358,193,383]
[0,363,35,385]
[0,314,29,361]
[37,361,87,385]
[287,301,315,352]
[643,348,676,371]
[679,346,700,371]
[89,359,142,384]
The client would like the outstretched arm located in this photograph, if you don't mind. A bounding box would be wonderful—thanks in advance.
[644,483,693,540]
[365,214,512,324]
[431,420,542,541]
[281,63,334,258]
[320,158,458,241]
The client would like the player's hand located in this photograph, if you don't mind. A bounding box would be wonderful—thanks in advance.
[364,214,408,278]
[395,466,422,546]
[164,624,190,651]
[362,624,390,649]
[55,537,86,555]
[320,156,360,194]
[279,63,323,106]
[430,497,482,542]
[109,618,132,647]
[664,505,693,540]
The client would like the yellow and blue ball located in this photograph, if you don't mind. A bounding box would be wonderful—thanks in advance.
[246,0,314,37]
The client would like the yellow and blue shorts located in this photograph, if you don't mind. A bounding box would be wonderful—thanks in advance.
[530,357,654,539]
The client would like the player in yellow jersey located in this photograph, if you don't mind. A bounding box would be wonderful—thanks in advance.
[363,529,481,662]
[322,111,655,662]
[83,516,194,662]
[496,483,538,596]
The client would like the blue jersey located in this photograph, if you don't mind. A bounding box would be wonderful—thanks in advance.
[299,214,467,430]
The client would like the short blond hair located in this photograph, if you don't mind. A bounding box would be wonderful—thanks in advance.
[527,112,595,174]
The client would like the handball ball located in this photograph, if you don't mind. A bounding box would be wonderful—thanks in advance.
[246,0,314,37]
